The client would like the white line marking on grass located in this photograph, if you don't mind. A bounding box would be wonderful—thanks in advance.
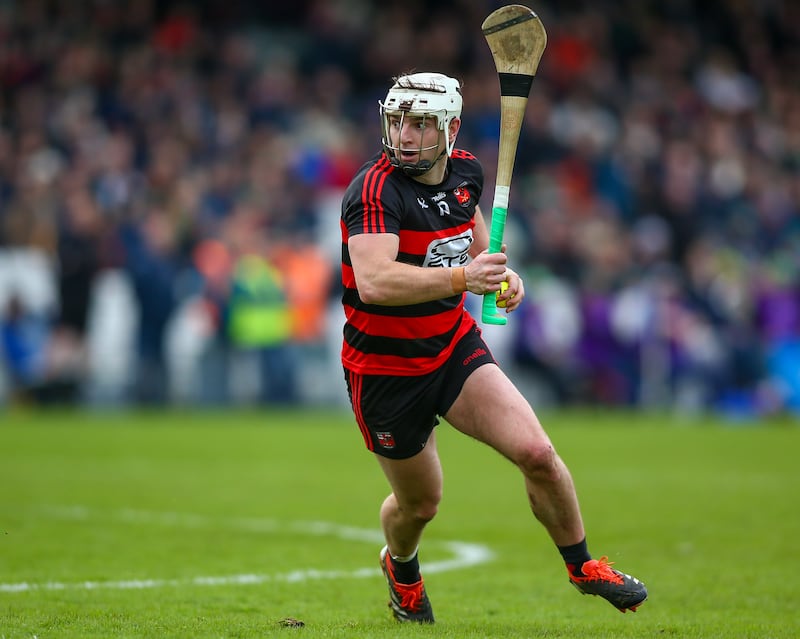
[0,506,494,593]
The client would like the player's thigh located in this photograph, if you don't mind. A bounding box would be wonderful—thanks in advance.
[444,363,551,460]
[375,431,443,507]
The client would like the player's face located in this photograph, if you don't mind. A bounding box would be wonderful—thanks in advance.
[387,114,442,166]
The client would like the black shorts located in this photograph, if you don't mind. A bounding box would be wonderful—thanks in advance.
[344,325,496,459]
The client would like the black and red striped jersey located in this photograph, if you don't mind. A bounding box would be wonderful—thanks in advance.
[341,149,484,376]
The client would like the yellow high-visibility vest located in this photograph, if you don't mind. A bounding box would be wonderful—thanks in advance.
[227,255,291,347]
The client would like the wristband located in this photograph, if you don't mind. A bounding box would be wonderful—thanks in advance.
[451,266,467,294]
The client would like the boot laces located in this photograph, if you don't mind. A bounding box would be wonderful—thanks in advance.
[582,556,624,584]
[393,580,424,612]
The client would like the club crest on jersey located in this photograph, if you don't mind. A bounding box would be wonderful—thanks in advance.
[453,187,471,206]
[376,431,396,449]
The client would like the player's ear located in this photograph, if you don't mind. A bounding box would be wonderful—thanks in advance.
[448,117,461,142]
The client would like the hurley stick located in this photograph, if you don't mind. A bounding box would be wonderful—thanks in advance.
[480,5,547,325]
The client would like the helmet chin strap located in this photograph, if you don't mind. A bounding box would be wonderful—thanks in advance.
[395,148,447,177]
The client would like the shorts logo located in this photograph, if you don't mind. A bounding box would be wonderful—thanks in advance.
[376,431,396,449]
[463,347,487,366]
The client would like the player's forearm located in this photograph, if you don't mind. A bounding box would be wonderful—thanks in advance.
[470,206,490,256]
[356,261,466,306]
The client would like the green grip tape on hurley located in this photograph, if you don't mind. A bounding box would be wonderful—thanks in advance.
[481,205,508,325]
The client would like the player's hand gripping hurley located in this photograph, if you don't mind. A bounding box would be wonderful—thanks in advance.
[480,5,547,325]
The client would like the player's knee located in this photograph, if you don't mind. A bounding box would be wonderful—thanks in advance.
[403,495,440,524]
[515,441,559,481]
[416,503,439,525]
[416,494,441,523]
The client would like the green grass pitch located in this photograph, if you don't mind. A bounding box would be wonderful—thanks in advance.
[1,408,798,638]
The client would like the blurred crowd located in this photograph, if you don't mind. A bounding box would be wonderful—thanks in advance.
[1,0,799,416]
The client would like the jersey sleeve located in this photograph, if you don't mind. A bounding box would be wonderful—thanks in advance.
[342,161,404,238]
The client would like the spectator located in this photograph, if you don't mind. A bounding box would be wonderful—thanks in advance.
[0,0,797,415]
[119,210,182,405]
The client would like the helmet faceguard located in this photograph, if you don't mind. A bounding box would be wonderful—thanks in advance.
[379,72,463,177]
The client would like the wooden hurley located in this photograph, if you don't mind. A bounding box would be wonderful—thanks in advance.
[480,5,547,325]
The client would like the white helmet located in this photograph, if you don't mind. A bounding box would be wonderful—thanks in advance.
[379,72,463,176]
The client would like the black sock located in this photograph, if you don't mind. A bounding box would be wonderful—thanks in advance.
[557,538,591,576]
[390,552,421,584]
